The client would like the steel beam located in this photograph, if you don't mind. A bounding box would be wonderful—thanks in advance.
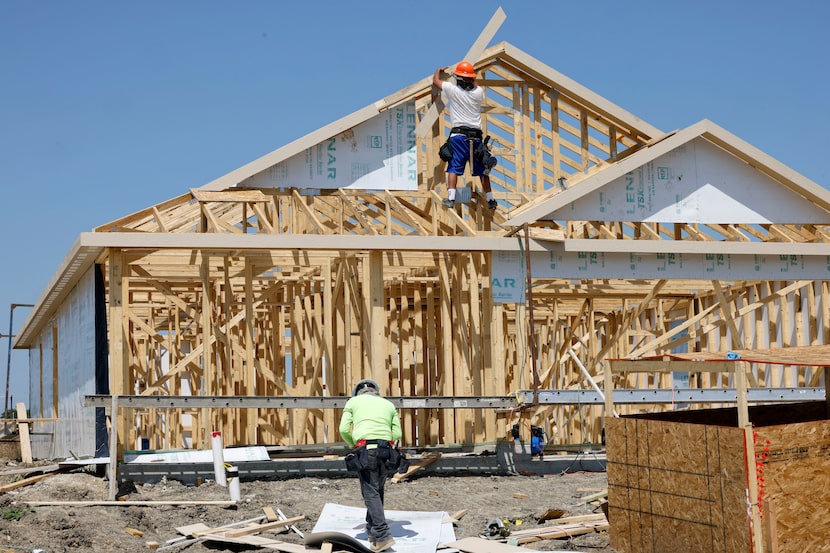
[84,388,825,410]
[82,395,516,410]
[524,388,825,405]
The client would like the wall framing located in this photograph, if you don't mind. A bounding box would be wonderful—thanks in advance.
[15,42,830,461]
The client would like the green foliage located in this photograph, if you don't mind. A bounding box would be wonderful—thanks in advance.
[0,506,33,521]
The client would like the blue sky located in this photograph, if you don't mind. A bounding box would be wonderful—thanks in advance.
[1,1,827,404]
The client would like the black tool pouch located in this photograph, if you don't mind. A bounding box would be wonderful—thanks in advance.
[384,447,400,470]
[439,139,453,162]
[375,440,392,462]
[344,445,369,472]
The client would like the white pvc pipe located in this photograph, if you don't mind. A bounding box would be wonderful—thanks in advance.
[211,431,227,486]
[227,465,241,501]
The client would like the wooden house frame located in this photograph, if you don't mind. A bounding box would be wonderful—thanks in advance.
[13,40,830,462]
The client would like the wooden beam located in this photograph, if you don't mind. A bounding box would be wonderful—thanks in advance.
[14,402,32,464]
[744,426,765,553]
[0,472,54,493]
[107,250,129,468]
[27,500,238,506]
[366,252,386,387]
[221,516,305,538]
[609,359,742,374]
[107,394,118,501]
[191,188,272,203]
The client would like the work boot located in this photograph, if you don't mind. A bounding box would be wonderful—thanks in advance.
[371,536,395,552]
[442,199,455,208]
[488,199,498,210]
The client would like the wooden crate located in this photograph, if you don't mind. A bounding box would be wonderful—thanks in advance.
[606,401,830,553]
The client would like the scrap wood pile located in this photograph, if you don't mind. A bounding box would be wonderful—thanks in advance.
[158,507,609,552]
[502,513,608,545]
[151,488,610,552]
[447,489,609,550]
[160,507,308,551]
[2,456,611,553]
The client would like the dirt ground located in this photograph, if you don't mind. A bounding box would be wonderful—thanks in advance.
[0,459,615,553]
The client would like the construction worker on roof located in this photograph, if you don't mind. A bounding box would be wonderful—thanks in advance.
[433,61,497,210]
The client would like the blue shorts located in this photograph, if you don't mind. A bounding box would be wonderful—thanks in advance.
[447,134,485,177]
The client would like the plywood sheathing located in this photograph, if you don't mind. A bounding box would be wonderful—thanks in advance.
[753,419,830,552]
[607,402,830,553]
[606,417,751,553]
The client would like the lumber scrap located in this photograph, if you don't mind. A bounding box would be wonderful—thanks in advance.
[508,514,605,538]
[390,451,441,483]
[222,515,305,538]
[170,520,311,552]
[443,536,535,551]
[190,533,286,547]
[169,514,269,550]
[577,489,607,504]
[536,508,566,523]
[0,472,55,493]
[506,514,609,544]
[178,523,222,537]
[451,509,468,520]
[278,507,305,537]
[268,544,315,553]
[26,500,237,506]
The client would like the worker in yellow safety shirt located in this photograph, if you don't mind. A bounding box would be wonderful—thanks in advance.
[339,379,403,552]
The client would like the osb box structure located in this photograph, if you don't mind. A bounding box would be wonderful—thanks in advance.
[606,401,830,553]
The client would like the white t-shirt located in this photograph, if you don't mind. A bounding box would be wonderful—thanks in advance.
[441,82,484,129]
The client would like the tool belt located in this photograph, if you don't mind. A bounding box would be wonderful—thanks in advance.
[344,440,407,473]
[450,126,483,139]
[355,439,394,448]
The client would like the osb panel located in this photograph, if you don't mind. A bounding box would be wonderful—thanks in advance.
[754,419,830,552]
[606,417,750,553]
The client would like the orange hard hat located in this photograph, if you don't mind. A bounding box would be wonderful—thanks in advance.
[454,61,476,78]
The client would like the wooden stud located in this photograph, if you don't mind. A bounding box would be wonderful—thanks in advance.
[15,402,32,464]
[108,394,118,501]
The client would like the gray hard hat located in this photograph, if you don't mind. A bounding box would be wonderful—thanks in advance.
[353,379,380,396]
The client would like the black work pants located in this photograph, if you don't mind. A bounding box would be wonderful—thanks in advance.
[359,448,391,541]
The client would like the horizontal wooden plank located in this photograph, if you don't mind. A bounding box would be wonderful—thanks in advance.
[609,360,741,373]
